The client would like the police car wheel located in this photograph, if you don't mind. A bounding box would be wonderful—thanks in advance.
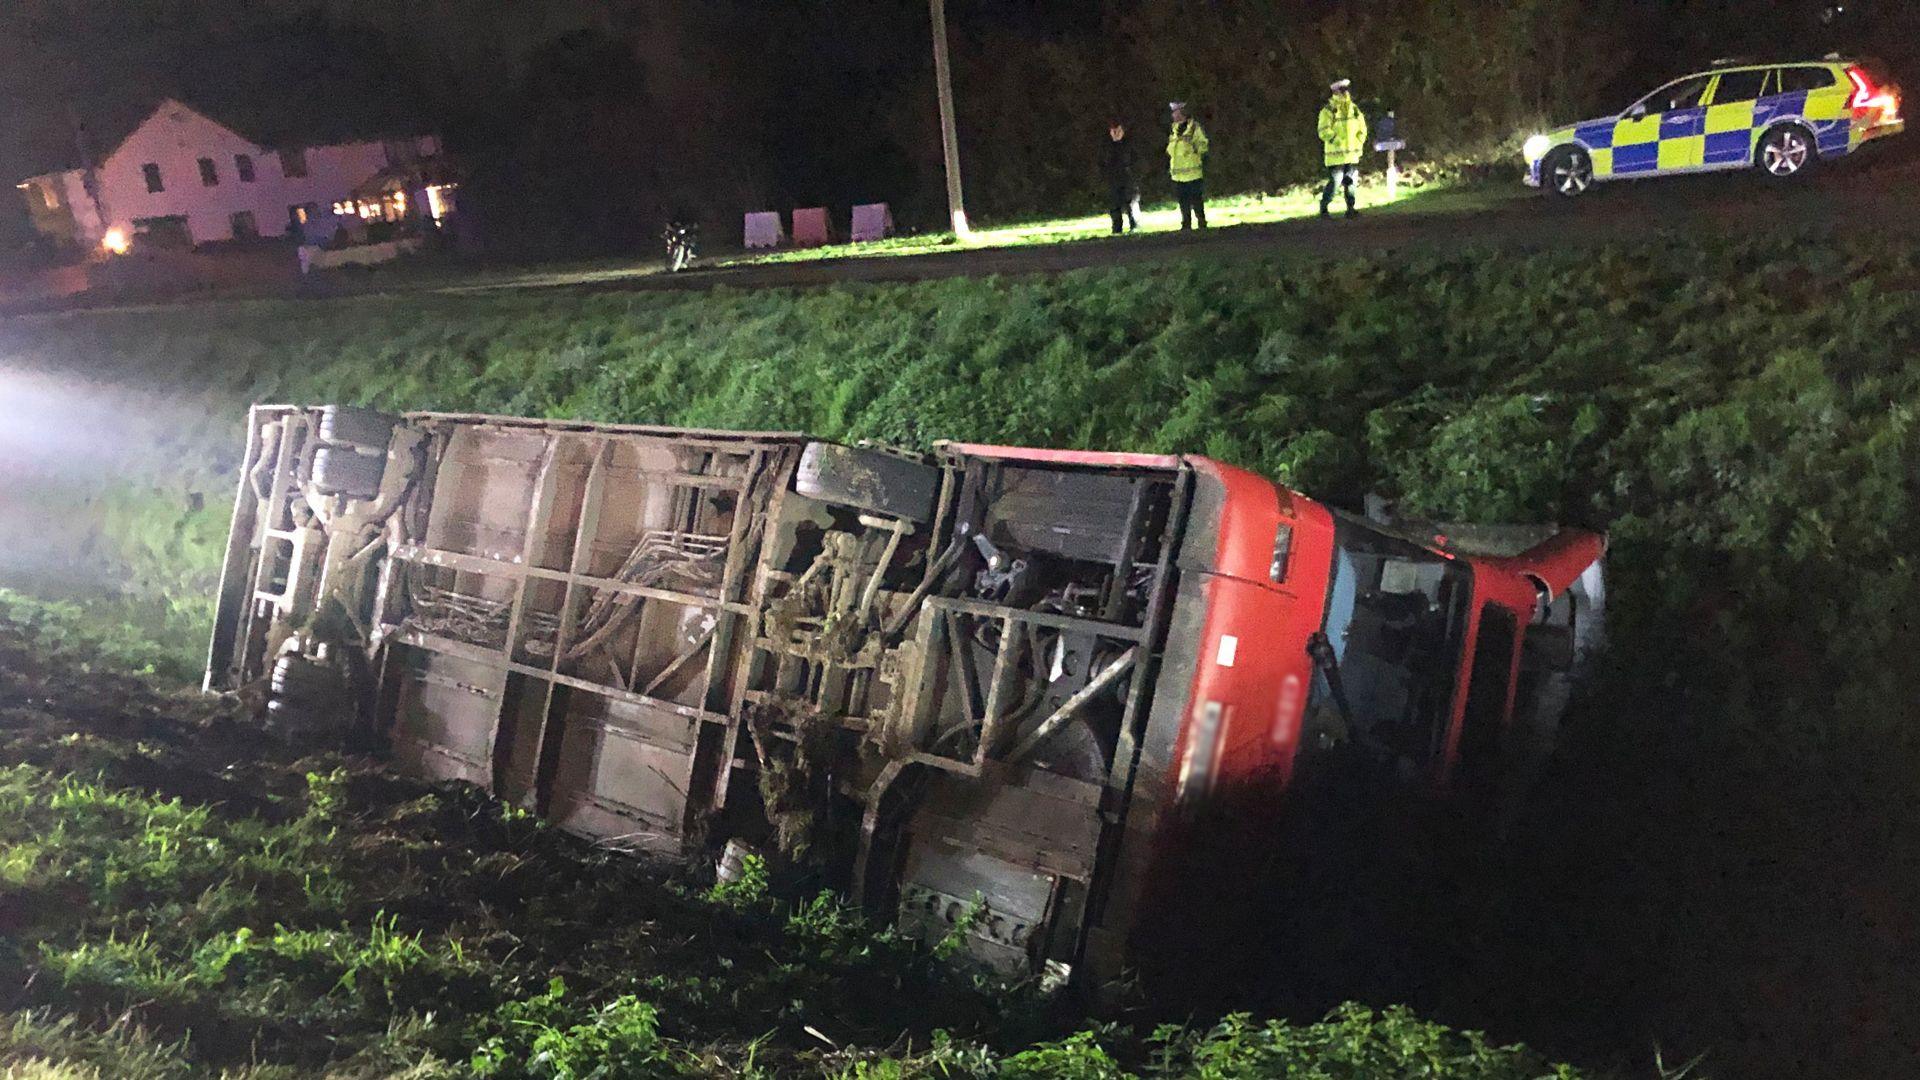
[1759,126,1815,178]
[1542,147,1593,198]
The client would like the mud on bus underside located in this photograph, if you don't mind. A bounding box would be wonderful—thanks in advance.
[206,406,1192,982]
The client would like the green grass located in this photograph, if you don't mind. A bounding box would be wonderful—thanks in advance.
[391,168,1508,293]
[723,178,1488,267]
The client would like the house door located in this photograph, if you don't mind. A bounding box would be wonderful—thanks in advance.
[230,211,259,241]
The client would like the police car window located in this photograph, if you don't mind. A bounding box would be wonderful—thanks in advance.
[1780,66,1840,93]
[1632,75,1710,115]
[1664,76,1712,110]
[1713,70,1769,103]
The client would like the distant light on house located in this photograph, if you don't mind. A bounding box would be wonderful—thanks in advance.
[425,184,455,222]
[101,228,131,255]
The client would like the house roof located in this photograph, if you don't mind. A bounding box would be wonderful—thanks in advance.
[20,96,431,182]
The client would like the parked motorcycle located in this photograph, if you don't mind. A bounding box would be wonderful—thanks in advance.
[663,221,699,273]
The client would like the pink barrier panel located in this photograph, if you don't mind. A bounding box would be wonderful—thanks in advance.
[743,211,785,249]
[850,203,893,243]
[791,207,832,247]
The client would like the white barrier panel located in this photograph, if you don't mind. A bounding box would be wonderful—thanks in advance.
[850,203,893,243]
[791,207,832,247]
[298,238,424,274]
[743,211,785,249]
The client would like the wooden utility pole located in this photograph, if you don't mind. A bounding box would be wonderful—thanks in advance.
[928,0,970,238]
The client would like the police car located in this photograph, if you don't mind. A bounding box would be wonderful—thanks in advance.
[1524,59,1903,197]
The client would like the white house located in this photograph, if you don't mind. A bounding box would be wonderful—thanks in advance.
[16,99,445,251]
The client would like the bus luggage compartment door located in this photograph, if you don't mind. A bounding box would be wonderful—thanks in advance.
[893,763,1103,977]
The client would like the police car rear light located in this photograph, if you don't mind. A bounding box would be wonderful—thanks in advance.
[1846,66,1876,110]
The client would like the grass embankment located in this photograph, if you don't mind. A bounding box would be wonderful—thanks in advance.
[368,166,1500,296]
[3,225,1920,1075]
[0,599,1582,1078]
[720,172,1495,269]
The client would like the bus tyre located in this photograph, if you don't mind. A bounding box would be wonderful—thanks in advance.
[317,405,399,453]
[1758,125,1816,179]
[266,654,354,737]
[1542,146,1594,199]
[311,445,387,499]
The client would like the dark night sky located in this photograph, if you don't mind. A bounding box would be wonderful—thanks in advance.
[5,0,1832,178]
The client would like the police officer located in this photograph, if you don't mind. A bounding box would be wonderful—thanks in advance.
[1318,78,1368,219]
[1167,101,1209,230]
[1102,120,1139,235]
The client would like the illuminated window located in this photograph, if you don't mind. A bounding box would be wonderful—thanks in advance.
[142,163,164,193]
[425,184,456,221]
[198,157,219,186]
[235,154,256,182]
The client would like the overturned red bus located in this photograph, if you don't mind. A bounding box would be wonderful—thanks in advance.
[205,408,1605,988]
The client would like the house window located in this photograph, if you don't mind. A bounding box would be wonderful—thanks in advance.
[198,157,219,186]
[425,184,456,221]
[230,210,258,240]
[235,154,256,182]
[288,203,322,241]
[142,163,164,193]
[279,148,308,179]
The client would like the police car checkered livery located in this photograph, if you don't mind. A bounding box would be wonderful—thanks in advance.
[1525,60,1903,196]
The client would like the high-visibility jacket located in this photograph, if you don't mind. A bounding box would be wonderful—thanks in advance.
[1318,96,1368,167]
[1168,120,1209,182]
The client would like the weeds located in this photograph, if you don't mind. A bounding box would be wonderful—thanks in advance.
[0,598,1597,1076]
[931,894,989,963]
[703,852,771,910]
[471,979,675,1080]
